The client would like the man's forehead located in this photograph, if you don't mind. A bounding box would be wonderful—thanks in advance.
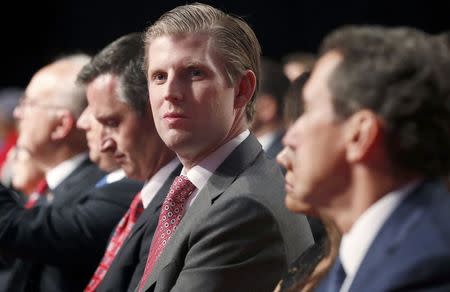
[304,51,342,102]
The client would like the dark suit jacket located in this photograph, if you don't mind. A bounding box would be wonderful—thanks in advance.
[139,134,314,292]
[97,164,182,292]
[317,180,450,292]
[265,129,284,160]
[0,158,143,292]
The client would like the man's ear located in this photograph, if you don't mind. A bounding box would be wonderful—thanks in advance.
[234,70,256,109]
[345,110,383,163]
[50,109,75,140]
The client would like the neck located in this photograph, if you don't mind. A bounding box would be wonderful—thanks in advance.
[41,145,86,173]
[181,115,248,171]
[322,166,420,234]
[144,149,177,181]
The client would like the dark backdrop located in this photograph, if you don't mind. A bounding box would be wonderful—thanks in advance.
[1,0,448,88]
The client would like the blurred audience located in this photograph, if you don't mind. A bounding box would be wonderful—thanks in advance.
[0,54,141,292]
[252,57,290,159]
[0,87,22,172]
[10,146,45,196]
[282,72,310,127]
[282,52,316,82]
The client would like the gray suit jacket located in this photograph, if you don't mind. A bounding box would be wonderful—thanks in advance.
[139,134,314,292]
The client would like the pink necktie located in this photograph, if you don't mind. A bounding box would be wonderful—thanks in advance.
[84,192,143,292]
[138,176,196,291]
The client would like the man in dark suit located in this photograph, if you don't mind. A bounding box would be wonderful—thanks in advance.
[252,57,290,160]
[0,54,142,292]
[281,26,450,291]
[137,4,314,292]
[76,33,179,292]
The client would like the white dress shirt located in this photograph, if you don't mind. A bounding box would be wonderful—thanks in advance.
[339,180,421,292]
[140,158,180,209]
[102,169,126,185]
[181,130,250,209]
[45,153,89,190]
[256,131,278,152]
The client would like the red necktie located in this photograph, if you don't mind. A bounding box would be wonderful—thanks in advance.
[138,176,196,291]
[24,179,48,209]
[84,192,144,292]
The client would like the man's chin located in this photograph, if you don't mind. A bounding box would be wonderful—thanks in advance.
[285,193,313,214]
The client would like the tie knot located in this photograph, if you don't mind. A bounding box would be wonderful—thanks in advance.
[167,175,196,203]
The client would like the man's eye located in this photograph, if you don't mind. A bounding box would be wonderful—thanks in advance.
[153,72,167,82]
[105,120,119,128]
[191,68,202,77]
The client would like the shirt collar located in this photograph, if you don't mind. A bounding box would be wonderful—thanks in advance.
[46,153,89,190]
[140,157,180,208]
[181,130,250,192]
[104,169,126,185]
[340,180,421,281]
[257,130,278,151]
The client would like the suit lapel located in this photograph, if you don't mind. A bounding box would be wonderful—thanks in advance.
[348,181,433,291]
[142,134,263,291]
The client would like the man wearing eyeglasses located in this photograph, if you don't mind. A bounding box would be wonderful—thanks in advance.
[0,54,142,292]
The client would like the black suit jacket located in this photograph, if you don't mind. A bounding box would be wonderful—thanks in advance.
[0,158,142,292]
[265,129,285,160]
[97,164,181,292]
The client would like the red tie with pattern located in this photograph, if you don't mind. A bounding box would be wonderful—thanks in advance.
[138,176,196,291]
[24,179,48,209]
[84,192,144,292]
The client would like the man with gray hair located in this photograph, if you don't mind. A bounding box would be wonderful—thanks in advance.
[0,55,141,292]
[138,3,313,292]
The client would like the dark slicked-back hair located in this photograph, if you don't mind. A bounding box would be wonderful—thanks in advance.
[144,3,261,122]
[320,26,450,177]
[77,32,148,116]
[259,57,290,119]
[283,71,310,125]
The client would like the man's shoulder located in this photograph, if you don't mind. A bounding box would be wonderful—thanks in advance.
[351,180,450,291]
[403,180,450,247]
[90,177,143,207]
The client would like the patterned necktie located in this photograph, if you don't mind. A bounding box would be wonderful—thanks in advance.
[84,192,144,292]
[24,179,48,209]
[138,176,196,291]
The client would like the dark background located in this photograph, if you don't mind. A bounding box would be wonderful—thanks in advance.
[1,0,448,88]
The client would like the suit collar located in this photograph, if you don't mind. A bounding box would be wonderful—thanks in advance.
[182,130,250,198]
[141,134,263,291]
[347,180,445,291]
[340,180,420,281]
[197,133,261,203]
[46,153,89,189]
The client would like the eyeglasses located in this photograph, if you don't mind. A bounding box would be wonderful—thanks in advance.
[17,96,64,111]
